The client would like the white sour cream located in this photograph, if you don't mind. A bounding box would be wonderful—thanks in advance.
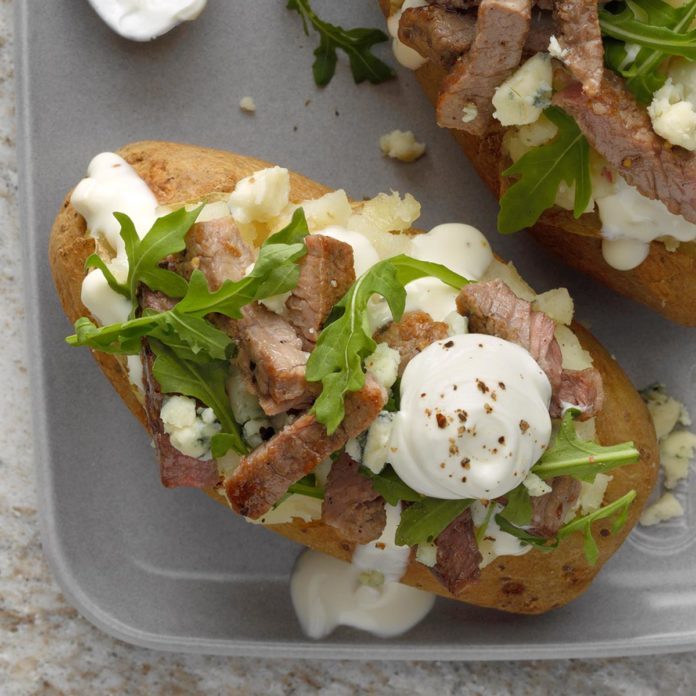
[593,173,696,270]
[470,501,531,568]
[72,153,160,388]
[290,551,435,639]
[387,0,429,70]
[316,226,381,277]
[87,0,207,41]
[390,334,552,500]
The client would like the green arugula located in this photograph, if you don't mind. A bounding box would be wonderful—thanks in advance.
[499,484,533,526]
[532,410,640,482]
[306,255,468,434]
[361,465,424,506]
[151,341,247,456]
[395,498,474,547]
[498,107,592,234]
[495,490,637,564]
[601,0,696,103]
[287,0,395,86]
[287,475,325,500]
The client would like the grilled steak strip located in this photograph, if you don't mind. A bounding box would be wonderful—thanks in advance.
[554,70,696,224]
[552,0,603,97]
[141,343,220,489]
[551,367,604,420]
[225,376,387,518]
[322,453,387,543]
[400,5,553,69]
[431,508,482,594]
[374,310,449,376]
[530,475,581,536]
[456,279,563,392]
[436,0,532,135]
[285,234,355,351]
[456,279,604,417]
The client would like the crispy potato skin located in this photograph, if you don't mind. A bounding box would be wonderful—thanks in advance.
[50,140,658,614]
[377,0,696,325]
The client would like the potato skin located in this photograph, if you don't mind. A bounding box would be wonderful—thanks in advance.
[50,140,658,614]
[378,0,696,325]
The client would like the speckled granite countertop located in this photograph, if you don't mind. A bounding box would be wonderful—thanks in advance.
[1,1,696,693]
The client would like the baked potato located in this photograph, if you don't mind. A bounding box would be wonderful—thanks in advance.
[379,0,696,326]
[50,140,658,614]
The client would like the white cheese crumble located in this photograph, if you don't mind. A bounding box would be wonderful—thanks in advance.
[523,472,552,497]
[363,412,395,475]
[640,492,684,526]
[532,288,574,326]
[547,36,568,61]
[160,396,221,459]
[445,310,468,336]
[379,129,426,162]
[239,96,256,113]
[228,167,290,224]
[662,430,696,490]
[243,418,273,449]
[578,473,613,515]
[461,103,478,123]
[415,541,438,568]
[365,343,401,390]
[345,438,363,463]
[492,53,553,126]
[648,59,696,151]
[227,367,264,424]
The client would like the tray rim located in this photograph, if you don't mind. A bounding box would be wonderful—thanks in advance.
[13,0,696,660]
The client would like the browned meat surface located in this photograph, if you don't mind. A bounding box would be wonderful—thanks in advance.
[530,475,581,536]
[322,453,386,543]
[374,310,449,376]
[436,0,532,135]
[431,508,482,594]
[140,288,176,314]
[400,6,552,68]
[400,5,477,68]
[456,279,562,392]
[141,344,220,489]
[232,304,318,416]
[180,216,256,289]
[285,235,355,351]
[554,71,696,224]
[553,0,603,96]
[225,376,387,518]
[551,367,605,420]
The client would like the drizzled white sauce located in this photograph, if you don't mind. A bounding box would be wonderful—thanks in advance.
[87,0,207,41]
[470,501,531,567]
[317,226,381,277]
[290,504,435,639]
[72,153,160,388]
[390,334,552,499]
[387,0,429,70]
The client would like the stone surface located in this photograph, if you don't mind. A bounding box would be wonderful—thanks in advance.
[1,1,695,693]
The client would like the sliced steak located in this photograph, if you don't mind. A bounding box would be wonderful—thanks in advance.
[225,376,387,518]
[232,304,318,416]
[553,71,696,224]
[400,6,552,68]
[322,453,387,543]
[553,0,603,96]
[551,367,604,420]
[180,216,256,289]
[431,508,482,594]
[374,310,449,376]
[436,0,532,135]
[400,5,477,68]
[140,287,176,314]
[141,344,219,489]
[456,279,562,392]
[285,234,355,351]
[530,475,581,536]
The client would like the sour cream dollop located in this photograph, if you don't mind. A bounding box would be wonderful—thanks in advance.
[389,334,552,500]
[87,0,207,41]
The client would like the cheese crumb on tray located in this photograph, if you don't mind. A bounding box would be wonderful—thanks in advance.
[379,130,426,162]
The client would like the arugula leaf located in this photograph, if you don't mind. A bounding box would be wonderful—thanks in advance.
[307,255,468,434]
[499,484,533,526]
[498,107,592,234]
[601,0,696,103]
[395,498,474,547]
[361,465,424,506]
[151,341,247,456]
[532,410,640,482]
[287,0,395,86]
[287,475,325,500]
[495,489,637,564]
[175,208,309,319]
